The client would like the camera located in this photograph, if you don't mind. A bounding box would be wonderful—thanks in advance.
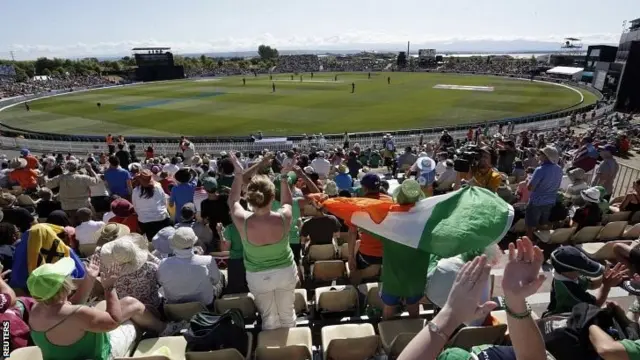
[454,144,482,173]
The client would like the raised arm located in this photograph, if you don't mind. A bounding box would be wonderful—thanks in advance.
[242,153,274,184]
[228,152,250,223]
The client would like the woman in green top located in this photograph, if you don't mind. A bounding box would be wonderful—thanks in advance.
[228,152,298,330]
[27,256,181,360]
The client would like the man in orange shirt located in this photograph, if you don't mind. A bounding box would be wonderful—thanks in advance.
[9,158,38,192]
[20,149,38,170]
[347,173,392,284]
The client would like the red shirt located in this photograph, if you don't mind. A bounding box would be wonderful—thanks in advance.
[24,155,38,170]
[109,215,141,234]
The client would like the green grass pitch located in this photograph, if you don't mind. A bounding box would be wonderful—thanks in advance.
[0,72,597,137]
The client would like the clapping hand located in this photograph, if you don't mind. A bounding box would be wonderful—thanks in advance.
[442,255,498,325]
[228,151,244,173]
[85,255,100,280]
[501,237,546,301]
[603,263,629,288]
[100,264,120,290]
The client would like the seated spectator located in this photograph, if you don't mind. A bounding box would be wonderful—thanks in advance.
[512,160,526,183]
[169,168,197,223]
[611,179,640,214]
[94,223,130,248]
[0,272,34,352]
[0,223,19,272]
[434,159,455,194]
[311,151,331,178]
[175,203,213,251]
[151,226,175,259]
[157,227,223,306]
[74,208,104,245]
[99,234,162,311]
[35,188,61,219]
[104,155,132,199]
[300,205,341,246]
[571,187,604,230]
[9,158,38,192]
[564,168,589,205]
[10,224,86,291]
[497,174,516,204]
[333,164,353,191]
[545,246,626,316]
[27,257,179,359]
[396,147,417,173]
[572,136,599,173]
[131,169,171,240]
[108,198,141,234]
[0,193,36,233]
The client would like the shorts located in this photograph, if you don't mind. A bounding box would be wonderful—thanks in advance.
[355,251,382,270]
[525,203,554,228]
[290,243,302,265]
[380,290,422,307]
[108,321,137,359]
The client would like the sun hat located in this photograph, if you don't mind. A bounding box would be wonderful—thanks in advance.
[180,203,196,222]
[170,227,198,250]
[150,165,161,174]
[568,168,586,182]
[550,245,604,277]
[93,223,130,246]
[10,158,27,169]
[26,257,76,301]
[324,180,339,196]
[581,187,601,204]
[128,163,142,173]
[540,146,559,164]
[317,151,325,158]
[416,156,436,172]
[418,152,428,158]
[360,173,381,190]
[111,198,134,217]
[138,169,154,187]
[202,176,218,192]
[337,164,348,174]
[0,193,16,208]
[304,166,315,175]
[99,233,148,276]
[16,194,36,207]
[392,179,425,205]
[152,226,176,257]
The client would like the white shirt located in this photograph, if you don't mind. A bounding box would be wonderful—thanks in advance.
[311,158,331,177]
[436,167,456,191]
[131,183,169,223]
[162,163,180,176]
[90,181,109,197]
[75,220,105,245]
[193,189,208,215]
[435,161,447,177]
[157,249,221,306]
[103,212,115,223]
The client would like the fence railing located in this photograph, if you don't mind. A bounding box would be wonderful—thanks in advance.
[611,163,640,198]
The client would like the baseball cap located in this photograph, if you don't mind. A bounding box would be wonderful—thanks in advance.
[27,257,75,301]
[202,177,218,192]
[20,148,29,156]
[551,246,604,277]
[360,173,381,190]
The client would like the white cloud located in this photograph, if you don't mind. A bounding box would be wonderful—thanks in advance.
[4,32,621,59]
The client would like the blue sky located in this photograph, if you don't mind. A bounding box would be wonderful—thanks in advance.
[1,0,636,59]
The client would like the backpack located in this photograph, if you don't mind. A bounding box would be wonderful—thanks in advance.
[183,309,248,354]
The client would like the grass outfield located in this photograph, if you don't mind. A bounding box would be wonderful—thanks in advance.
[0,72,597,136]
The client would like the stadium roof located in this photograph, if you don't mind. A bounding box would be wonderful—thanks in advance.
[131,47,171,51]
[546,66,584,76]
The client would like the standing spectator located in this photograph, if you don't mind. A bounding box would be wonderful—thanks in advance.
[591,144,619,200]
[217,157,235,189]
[131,170,170,240]
[9,158,38,192]
[74,208,104,245]
[334,164,353,191]
[434,160,456,194]
[162,157,180,177]
[228,153,298,330]
[174,203,213,252]
[45,161,101,222]
[311,151,331,178]
[396,147,417,174]
[104,156,132,199]
[346,151,362,179]
[572,136,599,173]
[200,177,231,250]
[114,143,131,170]
[169,168,197,223]
[497,140,517,175]
[89,164,110,218]
[525,146,563,239]
[20,149,38,170]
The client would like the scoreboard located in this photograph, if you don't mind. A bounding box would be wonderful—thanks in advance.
[134,53,174,67]
[418,49,436,60]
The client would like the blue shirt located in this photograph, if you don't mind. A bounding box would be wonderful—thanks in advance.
[170,178,197,222]
[586,143,598,159]
[104,167,131,197]
[334,173,353,191]
[528,161,563,206]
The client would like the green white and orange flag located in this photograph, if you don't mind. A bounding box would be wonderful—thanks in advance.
[314,186,514,257]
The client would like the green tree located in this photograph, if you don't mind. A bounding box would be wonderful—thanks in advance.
[14,67,28,82]
[258,45,279,60]
[397,52,407,67]
[42,68,52,76]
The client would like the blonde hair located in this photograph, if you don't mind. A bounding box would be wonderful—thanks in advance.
[42,277,77,305]
[246,175,275,209]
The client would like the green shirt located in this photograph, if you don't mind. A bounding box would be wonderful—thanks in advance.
[620,339,640,360]
[374,233,431,297]
[241,214,294,272]
[31,325,111,360]
[223,224,244,260]
[272,199,301,244]
[369,153,382,167]
[547,276,595,315]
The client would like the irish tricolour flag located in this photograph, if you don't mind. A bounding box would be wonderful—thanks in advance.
[318,186,514,257]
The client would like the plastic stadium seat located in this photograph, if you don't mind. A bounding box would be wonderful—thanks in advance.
[535,227,577,244]
[315,285,358,315]
[571,226,604,244]
[311,260,349,283]
[255,327,313,360]
[214,293,257,321]
[9,346,43,360]
[337,233,350,246]
[578,240,634,261]
[294,288,309,315]
[339,243,349,261]
[624,224,640,239]
[308,244,337,262]
[511,219,526,234]
[378,319,426,355]
[358,282,383,311]
[597,221,628,241]
[186,333,253,360]
[446,324,507,351]
[604,211,632,223]
[164,302,207,321]
[120,336,187,360]
[321,323,379,360]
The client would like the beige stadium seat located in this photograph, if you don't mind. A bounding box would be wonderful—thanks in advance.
[311,260,348,283]
[186,333,253,360]
[446,324,507,351]
[255,327,313,360]
[214,293,257,321]
[339,243,349,261]
[387,333,417,359]
[571,226,604,244]
[308,244,338,262]
[623,224,640,239]
[164,302,207,321]
[78,243,98,257]
[322,323,380,360]
[605,211,632,223]
[315,285,358,315]
[511,219,526,233]
[597,221,628,241]
[9,346,43,360]
[535,227,576,244]
[120,336,187,360]
[294,288,309,315]
[358,282,383,311]
[378,319,426,355]
[337,232,350,246]
[578,240,634,261]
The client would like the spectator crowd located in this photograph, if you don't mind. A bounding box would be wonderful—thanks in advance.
[0,75,114,99]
